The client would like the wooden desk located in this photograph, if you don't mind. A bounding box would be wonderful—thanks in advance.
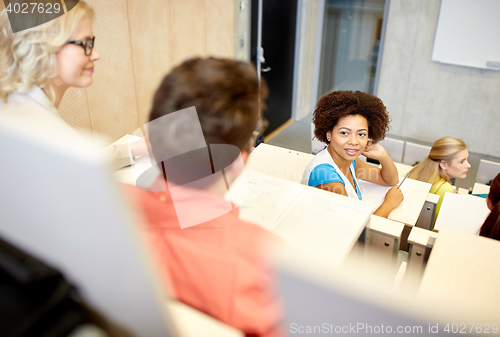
[419,228,500,326]
[114,154,162,188]
[230,171,374,266]
[166,301,242,337]
[358,178,432,226]
[365,215,405,268]
[407,227,438,274]
[276,229,500,335]
[249,144,431,227]
[434,193,490,234]
[246,143,314,183]
[389,162,413,177]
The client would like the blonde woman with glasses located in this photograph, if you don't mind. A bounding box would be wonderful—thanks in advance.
[1,2,136,168]
[408,137,471,230]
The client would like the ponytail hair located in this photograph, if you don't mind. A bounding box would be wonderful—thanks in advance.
[408,137,467,184]
[479,173,500,241]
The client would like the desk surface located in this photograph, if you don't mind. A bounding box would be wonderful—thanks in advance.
[248,144,430,226]
[408,226,438,246]
[358,178,431,226]
[230,170,374,266]
[367,215,405,239]
[246,143,314,183]
[167,301,242,337]
[434,192,490,234]
[419,228,500,324]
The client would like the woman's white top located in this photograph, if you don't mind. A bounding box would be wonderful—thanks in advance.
[0,86,84,144]
[0,86,133,170]
[301,148,362,200]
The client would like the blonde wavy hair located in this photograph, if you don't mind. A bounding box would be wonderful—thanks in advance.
[408,137,467,185]
[0,1,94,103]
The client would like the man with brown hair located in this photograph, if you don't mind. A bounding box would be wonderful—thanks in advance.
[129,57,285,337]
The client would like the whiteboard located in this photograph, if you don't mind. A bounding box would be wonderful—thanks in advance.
[432,0,500,70]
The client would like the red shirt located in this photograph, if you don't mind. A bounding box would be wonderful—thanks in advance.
[126,182,286,337]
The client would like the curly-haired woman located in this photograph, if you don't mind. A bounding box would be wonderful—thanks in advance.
[301,90,403,217]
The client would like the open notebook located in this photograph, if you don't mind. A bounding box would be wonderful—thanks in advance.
[226,170,376,265]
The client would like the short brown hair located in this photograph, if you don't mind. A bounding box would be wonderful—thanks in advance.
[313,91,390,143]
[149,57,266,150]
[148,57,266,186]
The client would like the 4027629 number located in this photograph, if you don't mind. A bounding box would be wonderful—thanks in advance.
[5,2,61,14]
[444,323,498,334]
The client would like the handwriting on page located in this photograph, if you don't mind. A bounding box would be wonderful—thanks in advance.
[226,171,305,230]
[272,188,372,264]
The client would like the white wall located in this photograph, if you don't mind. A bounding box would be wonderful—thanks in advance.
[377,0,500,157]
[294,0,322,120]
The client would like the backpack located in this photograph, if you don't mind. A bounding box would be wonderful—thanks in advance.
[0,236,89,337]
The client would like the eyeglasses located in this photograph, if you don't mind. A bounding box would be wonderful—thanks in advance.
[67,36,95,56]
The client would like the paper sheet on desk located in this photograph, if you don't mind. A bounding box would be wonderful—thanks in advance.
[271,188,372,265]
[358,176,412,207]
[433,193,489,234]
[226,170,305,230]
[227,171,374,264]
[112,134,158,186]
[357,177,427,226]
[113,154,162,189]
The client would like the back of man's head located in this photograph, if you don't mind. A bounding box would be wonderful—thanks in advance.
[147,57,266,187]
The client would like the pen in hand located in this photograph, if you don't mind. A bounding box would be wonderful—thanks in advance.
[398,172,410,189]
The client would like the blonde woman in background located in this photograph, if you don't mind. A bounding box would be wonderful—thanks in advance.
[0,2,136,169]
[1,1,98,139]
[408,137,471,229]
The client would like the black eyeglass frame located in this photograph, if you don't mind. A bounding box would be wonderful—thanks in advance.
[67,36,95,56]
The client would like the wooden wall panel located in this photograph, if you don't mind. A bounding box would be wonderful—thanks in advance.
[84,0,139,144]
[170,0,207,66]
[206,0,234,58]
[127,0,173,126]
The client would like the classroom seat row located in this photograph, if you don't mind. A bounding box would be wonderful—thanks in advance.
[312,125,500,187]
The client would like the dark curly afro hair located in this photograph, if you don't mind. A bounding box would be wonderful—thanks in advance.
[313,91,390,144]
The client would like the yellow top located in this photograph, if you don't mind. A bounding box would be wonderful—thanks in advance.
[429,179,455,230]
